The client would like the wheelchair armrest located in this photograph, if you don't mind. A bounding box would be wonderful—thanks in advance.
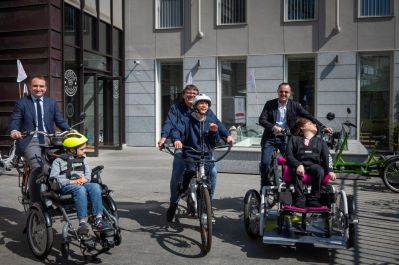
[91,165,104,184]
[49,178,62,192]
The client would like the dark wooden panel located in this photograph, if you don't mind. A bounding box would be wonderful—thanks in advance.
[50,30,62,49]
[0,0,48,9]
[51,0,61,8]
[0,5,49,33]
[0,30,48,50]
[50,48,62,60]
[0,47,48,60]
[50,4,62,32]
[50,59,62,77]
[50,77,63,101]
[0,59,48,78]
[0,81,23,99]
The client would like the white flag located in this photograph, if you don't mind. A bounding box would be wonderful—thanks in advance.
[248,69,256,92]
[23,83,28,95]
[186,71,193,85]
[17,59,27,83]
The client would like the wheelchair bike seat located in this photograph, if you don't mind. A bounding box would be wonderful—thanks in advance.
[281,204,329,213]
[277,156,330,185]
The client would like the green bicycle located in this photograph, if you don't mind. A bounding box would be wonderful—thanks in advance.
[326,109,399,193]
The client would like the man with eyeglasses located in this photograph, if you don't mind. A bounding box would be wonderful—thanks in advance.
[158,84,234,222]
[258,82,332,188]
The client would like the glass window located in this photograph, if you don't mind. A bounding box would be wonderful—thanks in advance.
[64,4,79,46]
[99,21,111,55]
[113,0,123,29]
[360,0,391,17]
[83,51,109,71]
[360,54,390,150]
[287,57,315,115]
[221,60,247,129]
[113,28,122,59]
[285,0,317,21]
[217,0,246,25]
[160,62,183,122]
[156,0,183,29]
[99,0,111,23]
[83,14,97,51]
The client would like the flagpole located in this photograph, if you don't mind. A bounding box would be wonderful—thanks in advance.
[18,82,21,98]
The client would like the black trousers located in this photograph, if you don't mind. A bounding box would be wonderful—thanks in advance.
[291,164,324,199]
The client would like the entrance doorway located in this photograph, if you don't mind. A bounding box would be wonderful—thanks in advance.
[83,73,122,156]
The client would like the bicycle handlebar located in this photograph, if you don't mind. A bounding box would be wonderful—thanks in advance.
[343,121,357,128]
[160,142,232,163]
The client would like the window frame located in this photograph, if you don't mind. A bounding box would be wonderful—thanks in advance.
[358,0,393,18]
[216,0,247,26]
[155,0,184,30]
[284,0,318,22]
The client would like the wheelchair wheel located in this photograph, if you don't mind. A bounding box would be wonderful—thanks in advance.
[347,195,356,248]
[198,185,212,254]
[26,208,53,259]
[243,189,261,239]
[383,158,399,193]
[61,242,69,259]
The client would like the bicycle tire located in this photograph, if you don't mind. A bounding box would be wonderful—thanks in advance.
[198,185,212,254]
[27,208,53,259]
[383,157,399,193]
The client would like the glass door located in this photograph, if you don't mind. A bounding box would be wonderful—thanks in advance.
[83,73,99,156]
[98,76,122,149]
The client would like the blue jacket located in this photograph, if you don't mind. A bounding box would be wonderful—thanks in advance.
[8,95,70,155]
[161,101,230,139]
[172,112,219,160]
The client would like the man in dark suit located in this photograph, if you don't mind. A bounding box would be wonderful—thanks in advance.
[9,75,71,202]
[258,82,332,188]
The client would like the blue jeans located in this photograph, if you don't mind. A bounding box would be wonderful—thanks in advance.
[169,150,217,203]
[260,136,286,186]
[61,183,103,220]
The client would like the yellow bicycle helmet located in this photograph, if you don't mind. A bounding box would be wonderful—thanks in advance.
[63,132,88,149]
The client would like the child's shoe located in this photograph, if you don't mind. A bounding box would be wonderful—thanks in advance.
[94,217,109,231]
[77,222,90,235]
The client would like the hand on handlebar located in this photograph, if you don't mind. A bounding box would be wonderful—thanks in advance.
[174,140,183,149]
[328,172,337,181]
[226,135,236,145]
[158,137,167,147]
[209,123,218,132]
[10,130,22,139]
[323,127,333,134]
[272,125,283,135]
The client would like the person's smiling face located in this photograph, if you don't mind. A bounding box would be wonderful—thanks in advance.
[29,77,47,98]
[277,84,291,104]
[182,88,198,107]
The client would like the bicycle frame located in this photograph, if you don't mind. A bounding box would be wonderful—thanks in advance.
[333,121,384,176]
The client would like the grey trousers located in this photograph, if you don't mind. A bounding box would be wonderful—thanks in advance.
[25,137,49,203]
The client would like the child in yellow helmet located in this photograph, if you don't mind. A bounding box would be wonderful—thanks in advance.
[50,132,109,235]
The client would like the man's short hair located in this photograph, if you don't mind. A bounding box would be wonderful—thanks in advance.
[278,82,292,91]
[182,84,199,94]
[29,75,47,86]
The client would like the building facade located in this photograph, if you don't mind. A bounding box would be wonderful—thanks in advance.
[0,0,125,156]
[125,0,399,151]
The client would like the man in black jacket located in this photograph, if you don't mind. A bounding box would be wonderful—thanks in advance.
[258,82,332,188]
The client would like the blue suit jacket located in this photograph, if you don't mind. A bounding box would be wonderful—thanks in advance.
[8,95,70,155]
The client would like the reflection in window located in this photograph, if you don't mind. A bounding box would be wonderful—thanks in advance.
[360,54,390,150]
[285,0,316,21]
[65,4,79,45]
[221,60,246,129]
[288,57,315,115]
[157,0,183,29]
[160,62,183,122]
[360,0,391,17]
[218,0,246,25]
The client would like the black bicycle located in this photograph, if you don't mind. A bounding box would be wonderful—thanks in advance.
[161,142,232,254]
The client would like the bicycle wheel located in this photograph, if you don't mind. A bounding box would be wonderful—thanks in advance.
[198,185,212,254]
[27,208,53,259]
[383,158,399,193]
[243,189,261,239]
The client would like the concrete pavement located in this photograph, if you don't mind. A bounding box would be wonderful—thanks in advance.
[0,146,398,264]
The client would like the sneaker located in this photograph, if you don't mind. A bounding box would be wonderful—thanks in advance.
[166,203,178,222]
[94,217,109,231]
[77,222,90,235]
